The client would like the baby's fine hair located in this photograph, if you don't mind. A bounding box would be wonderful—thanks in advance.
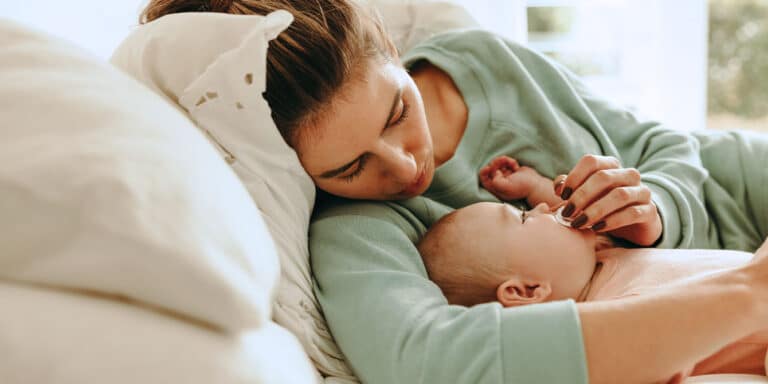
[418,210,501,307]
[140,0,396,147]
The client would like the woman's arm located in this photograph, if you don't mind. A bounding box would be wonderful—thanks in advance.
[581,267,755,383]
[312,200,590,384]
[552,65,710,249]
[487,34,712,249]
[581,238,768,384]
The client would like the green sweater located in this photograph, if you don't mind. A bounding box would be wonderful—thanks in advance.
[311,30,746,383]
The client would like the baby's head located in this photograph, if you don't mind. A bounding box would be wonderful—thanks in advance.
[418,202,600,307]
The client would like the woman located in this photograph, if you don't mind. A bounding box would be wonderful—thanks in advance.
[141,1,768,383]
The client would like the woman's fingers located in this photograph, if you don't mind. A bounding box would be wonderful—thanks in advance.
[560,155,621,200]
[562,167,641,219]
[553,174,567,196]
[558,154,663,245]
[568,185,651,230]
[583,198,657,233]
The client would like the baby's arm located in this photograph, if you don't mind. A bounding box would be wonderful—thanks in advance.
[479,156,563,207]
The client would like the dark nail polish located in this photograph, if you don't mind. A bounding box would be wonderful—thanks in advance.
[561,187,573,200]
[592,221,606,231]
[571,214,588,229]
[561,203,575,218]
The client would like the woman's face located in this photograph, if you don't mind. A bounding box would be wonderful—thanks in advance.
[296,60,435,200]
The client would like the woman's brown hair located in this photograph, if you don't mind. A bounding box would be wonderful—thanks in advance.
[140,0,395,147]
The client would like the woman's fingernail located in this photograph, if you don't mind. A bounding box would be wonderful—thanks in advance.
[571,214,588,229]
[592,221,606,231]
[554,179,565,193]
[561,203,575,218]
[561,187,573,200]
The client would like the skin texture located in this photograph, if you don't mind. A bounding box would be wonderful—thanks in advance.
[296,60,436,201]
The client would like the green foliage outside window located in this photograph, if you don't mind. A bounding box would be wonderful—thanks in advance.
[708,0,768,122]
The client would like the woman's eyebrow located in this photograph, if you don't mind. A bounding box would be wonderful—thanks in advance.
[317,86,403,179]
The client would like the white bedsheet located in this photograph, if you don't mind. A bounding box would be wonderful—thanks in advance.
[0,281,315,384]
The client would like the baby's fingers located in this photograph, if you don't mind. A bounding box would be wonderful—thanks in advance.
[486,156,520,174]
[479,164,496,185]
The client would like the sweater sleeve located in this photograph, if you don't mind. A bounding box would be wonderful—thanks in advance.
[559,68,711,249]
[310,201,588,384]
[493,34,712,249]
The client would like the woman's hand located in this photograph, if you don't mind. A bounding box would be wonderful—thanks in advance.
[555,154,662,246]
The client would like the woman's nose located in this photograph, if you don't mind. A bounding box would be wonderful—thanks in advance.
[379,143,417,183]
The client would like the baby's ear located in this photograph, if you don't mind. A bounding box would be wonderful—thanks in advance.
[496,277,552,307]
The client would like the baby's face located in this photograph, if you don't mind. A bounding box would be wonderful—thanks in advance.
[453,202,597,293]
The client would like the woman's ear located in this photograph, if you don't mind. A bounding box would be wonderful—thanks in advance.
[496,277,552,307]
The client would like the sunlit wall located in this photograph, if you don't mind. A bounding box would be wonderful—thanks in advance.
[4,0,728,132]
[3,1,146,59]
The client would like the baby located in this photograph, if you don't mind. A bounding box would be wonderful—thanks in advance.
[418,156,768,377]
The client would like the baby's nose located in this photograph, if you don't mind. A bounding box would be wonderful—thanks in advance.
[533,202,551,213]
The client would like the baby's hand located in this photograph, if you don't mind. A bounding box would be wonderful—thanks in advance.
[479,156,542,201]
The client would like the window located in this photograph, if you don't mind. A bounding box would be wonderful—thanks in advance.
[524,0,709,132]
[708,0,768,132]
[456,0,723,132]
[458,0,768,133]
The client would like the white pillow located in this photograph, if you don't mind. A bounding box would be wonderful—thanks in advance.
[0,281,316,384]
[0,18,278,332]
[110,11,346,381]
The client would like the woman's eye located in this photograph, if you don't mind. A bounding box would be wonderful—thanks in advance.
[390,100,410,127]
[340,154,369,182]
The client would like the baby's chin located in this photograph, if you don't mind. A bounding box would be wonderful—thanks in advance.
[580,229,599,251]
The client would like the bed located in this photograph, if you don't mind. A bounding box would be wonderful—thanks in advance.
[1,1,766,383]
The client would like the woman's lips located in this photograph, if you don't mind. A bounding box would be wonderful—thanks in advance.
[402,166,426,196]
